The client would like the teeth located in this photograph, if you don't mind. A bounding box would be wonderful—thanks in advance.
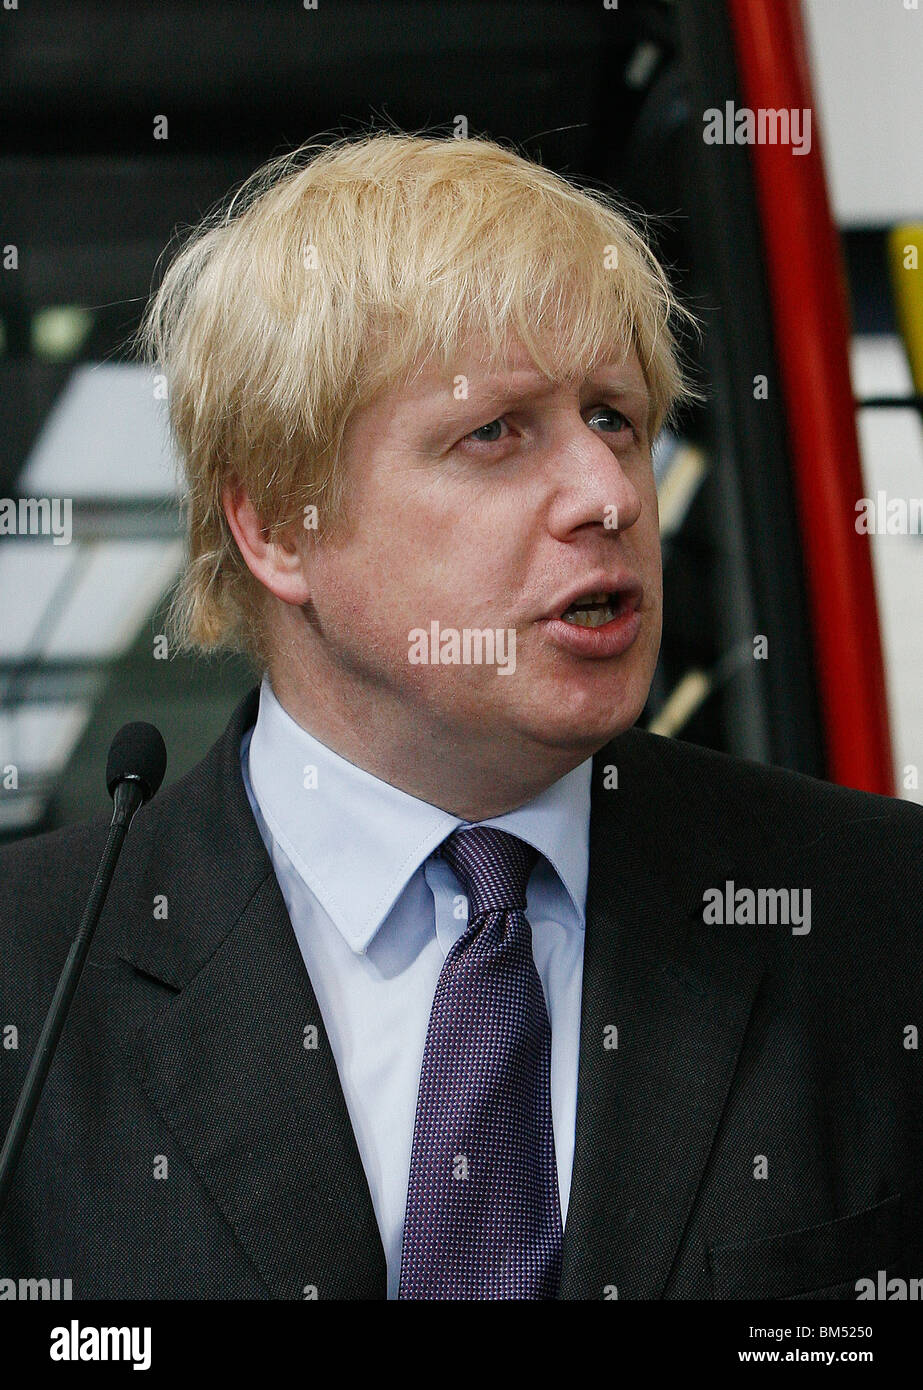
[562,603,616,628]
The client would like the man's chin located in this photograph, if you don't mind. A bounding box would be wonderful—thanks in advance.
[520,692,647,756]
[527,633,659,750]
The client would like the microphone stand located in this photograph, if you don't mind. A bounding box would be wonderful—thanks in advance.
[0,777,147,1216]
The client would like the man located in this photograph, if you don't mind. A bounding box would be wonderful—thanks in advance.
[1,132,921,1301]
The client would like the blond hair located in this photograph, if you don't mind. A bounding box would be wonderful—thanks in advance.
[138,129,700,668]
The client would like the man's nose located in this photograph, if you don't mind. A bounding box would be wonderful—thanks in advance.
[545,428,645,536]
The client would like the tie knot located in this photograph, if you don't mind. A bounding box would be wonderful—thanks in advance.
[437,826,539,919]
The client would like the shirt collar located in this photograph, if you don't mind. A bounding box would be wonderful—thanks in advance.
[244,675,591,955]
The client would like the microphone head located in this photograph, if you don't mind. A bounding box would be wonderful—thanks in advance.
[105,722,167,803]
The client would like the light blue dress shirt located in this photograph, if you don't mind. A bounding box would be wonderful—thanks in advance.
[240,675,591,1298]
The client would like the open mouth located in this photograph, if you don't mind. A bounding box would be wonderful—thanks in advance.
[559,591,626,628]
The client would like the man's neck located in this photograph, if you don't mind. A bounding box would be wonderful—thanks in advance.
[264,667,597,821]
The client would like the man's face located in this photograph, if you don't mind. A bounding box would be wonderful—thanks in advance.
[294,334,663,763]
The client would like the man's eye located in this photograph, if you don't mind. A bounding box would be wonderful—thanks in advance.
[462,405,634,448]
[466,418,507,444]
[587,405,633,433]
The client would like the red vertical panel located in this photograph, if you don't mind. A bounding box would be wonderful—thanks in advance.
[726,0,894,793]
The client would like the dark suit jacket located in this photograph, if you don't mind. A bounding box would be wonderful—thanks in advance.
[2,687,922,1299]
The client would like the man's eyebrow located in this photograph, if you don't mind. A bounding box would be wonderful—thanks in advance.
[425,373,650,414]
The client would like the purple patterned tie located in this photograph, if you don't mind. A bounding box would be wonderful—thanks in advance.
[398,825,563,1299]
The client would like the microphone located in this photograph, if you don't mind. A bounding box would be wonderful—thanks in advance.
[0,722,167,1216]
[106,721,168,824]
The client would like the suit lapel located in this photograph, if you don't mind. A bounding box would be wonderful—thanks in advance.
[116,688,386,1299]
[560,730,766,1300]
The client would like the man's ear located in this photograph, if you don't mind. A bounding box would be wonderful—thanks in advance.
[222,479,312,607]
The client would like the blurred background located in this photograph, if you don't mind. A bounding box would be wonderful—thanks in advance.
[1,0,921,840]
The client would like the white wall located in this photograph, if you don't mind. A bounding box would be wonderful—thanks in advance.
[802,0,923,227]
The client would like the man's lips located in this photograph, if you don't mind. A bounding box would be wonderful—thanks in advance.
[540,575,644,622]
[536,579,644,659]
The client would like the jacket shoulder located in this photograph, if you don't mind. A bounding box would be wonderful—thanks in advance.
[619,726,922,825]
[0,813,113,929]
[608,727,923,887]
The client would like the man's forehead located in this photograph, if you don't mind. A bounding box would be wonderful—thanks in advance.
[404,340,647,402]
